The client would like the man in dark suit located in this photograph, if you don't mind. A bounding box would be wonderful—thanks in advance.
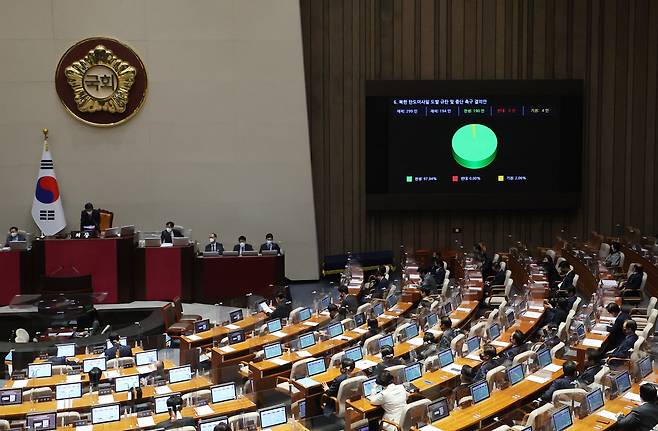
[233,235,254,255]
[370,267,390,299]
[556,261,576,291]
[267,292,292,320]
[373,345,403,376]
[474,344,501,382]
[432,257,447,286]
[204,233,224,253]
[623,264,644,290]
[338,285,359,314]
[80,202,101,232]
[5,226,25,247]
[490,263,506,286]
[259,233,281,253]
[541,360,578,403]
[606,319,638,361]
[160,221,183,244]
[578,349,603,386]
[437,316,457,350]
[617,383,658,431]
[104,332,132,359]
[604,302,631,351]
[155,394,197,430]
[501,330,527,362]
[322,357,355,415]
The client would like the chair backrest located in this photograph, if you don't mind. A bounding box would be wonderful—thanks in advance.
[24,387,53,402]
[395,323,412,342]
[172,297,184,320]
[57,411,81,427]
[526,402,555,430]
[457,395,473,408]
[504,278,513,296]
[500,261,507,272]
[385,365,406,384]
[441,278,450,297]
[571,297,582,313]
[504,270,512,286]
[15,328,29,343]
[618,252,625,268]
[648,309,658,325]
[493,253,500,263]
[641,273,648,290]
[599,242,610,258]
[546,250,557,261]
[162,303,177,328]
[451,333,465,356]
[486,365,506,391]
[363,334,383,356]
[552,388,587,408]
[627,263,637,279]
[357,303,372,315]
[486,308,499,326]
[572,274,580,289]
[330,351,345,368]
[335,375,367,417]
[557,322,567,342]
[555,257,566,270]
[182,389,211,406]
[288,307,305,323]
[0,419,9,431]
[551,341,566,359]
[468,321,487,338]
[290,357,316,380]
[423,355,439,374]
[228,412,259,430]
[630,337,646,361]
[52,365,72,375]
[512,350,535,367]
[397,399,431,431]
[342,318,356,331]
[594,365,610,384]
[648,297,658,313]
[99,209,113,231]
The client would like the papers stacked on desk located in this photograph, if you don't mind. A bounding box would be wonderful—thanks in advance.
[105,370,120,379]
[137,417,155,428]
[296,350,312,358]
[270,331,287,338]
[543,364,562,373]
[296,377,320,388]
[582,338,603,347]
[269,358,290,366]
[380,314,395,320]
[195,405,215,416]
[219,346,236,353]
[187,334,201,341]
[98,394,115,404]
[420,425,445,431]
[137,365,155,375]
[623,392,642,403]
[522,311,542,319]
[456,307,471,312]
[602,279,618,287]
[352,327,368,334]
[490,340,510,348]
[407,337,424,346]
[155,385,172,395]
[225,324,240,330]
[466,353,480,360]
[303,321,319,326]
[441,364,463,375]
[596,410,619,421]
[66,374,82,383]
[356,359,378,369]
[527,375,550,384]
[10,380,27,388]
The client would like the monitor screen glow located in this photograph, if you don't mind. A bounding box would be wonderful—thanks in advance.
[56,344,76,358]
[56,382,82,400]
[91,404,120,425]
[135,350,158,366]
[345,346,363,362]
[168,365,192,384]
[438,349,454,368]
[114,375,140,392]
[259,405,288,428]
[264,343,283,360]
[28,363,52,378]
[267,319,282,333]
[306,358,326,377]
[211,383,236,403]
[83,357,107,373]
[298,333,316,350]
[470,381,490,404]
[551,406,573,431]
[229,309,243,323]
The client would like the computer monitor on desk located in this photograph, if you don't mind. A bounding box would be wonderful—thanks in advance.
[261,250,278,256]
[223,251,239,256]
[120,225,135,237]
[199,417,229,431]
[0,389,22,406]
[26,412,57,430]
[104,227,121,238]
[551,406,573,431]
[172,237,189,246]
[8,241,27,251]
[242,250,258,256]
[469,380,490,404]
[229,309,243,323]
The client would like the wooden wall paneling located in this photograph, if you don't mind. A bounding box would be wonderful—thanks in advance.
[647,1,658,234]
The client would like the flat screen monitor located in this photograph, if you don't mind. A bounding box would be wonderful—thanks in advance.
[488,323,501,341]
[91,404,120,425]
[373,303,384,317]
[639,356,653,379]
[266,319,282,333]
[0,389,22,406]
[536,349,552,369]
[27,362,52,378]
[199,416,229,431]
[443,301,453,315]
[55,382,82,400]
[551,406,573,431]
[327,322,344,338]
[427,397,450,422]
[154,392,180,414]
[306,358,326,377]
[114,374,140,392]
[263,343,283,360]
[378,334,394,349]
[362,377,382,397]
[105,337,128,349]
[404,323,419,340]
[169,365,192,384]
[426,313,438,329]
[345,346,363,362]
[228,330,245,345]
[404,362,422,382]
[575,323,585,339]
[506,309,516,327]
[354,312,366,327]
[466,336,480,353]
[259,405,288,428]
[298,333,316,350]
[298,399,306,419]
[298,308,312,322]
[438,349,454,368]
[387,295,398,309]
[56,343,76,358]
[470,380,490,404]
[26,412,57,430]
[195,319,210,333]
[229,309,243,323]
[135,349,158,366]
[615,371,632,395]
[319,296,331,311]
[586,388,604,414]
[507,363,524,386]
[83,357,107,373]
[211,383,236,403]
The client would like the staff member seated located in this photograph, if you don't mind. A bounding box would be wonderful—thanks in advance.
[578,349,603,386]
[474,344,501,382]
[259,233,281,253]
[606,319,638,366]
[604,242,623,268]
[617,383,658,431]
[622,264,644,291]
[155,394,196,429]
[369,370,409,430]
[233,235,254,255]
[267,292,292,320]
[322,357,356,415]
[540,360,578,403]
[204,233,224,253]
[374,345,403,376]
[418,333,440,360]
[338,285,359,314]
[80,202,100,232]
[5,226,25,246]
[160,221,183,244]
[437,316,456,350]
[105,332,132,359]
[501,330,527,362]
[419,267,438,295]
[454,365,476,405]
[604,302,630,351]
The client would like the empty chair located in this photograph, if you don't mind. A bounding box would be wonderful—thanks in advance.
[275,357,316,396]
[486,308,500,327]
[288,307,305,323]
[631,297,658,324]
[228,412,259,430]
[599,242,611,259]
[468,321,487,338]
[551,341,566,359]
[451,334,466,356]
[422,355,439,374]
[182,389,211,406]
[15,328,29,343]
[52,365,72,375]
[23,387,53,402]
[385,365,406,384]
[329,351,345,368]
[486,365,506,391]
[57,412,81,427]
[499,261,507,272]
[380,398,431,431]
[552,388,587,411]
[485,278,513,307]
[512,351,534,367]
[363,334,384,356]
[322,375,367,418]
[162,303,193,337]
[107,357,135,369]
[638,322,654,340]
[357,303,372,316]
[593,365,610,385]
[0,420,9,430]
[172,297,202,322]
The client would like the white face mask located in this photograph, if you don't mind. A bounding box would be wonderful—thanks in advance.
[166,227,172,232]
[209,238,215,243]
[240,242,245,247]
[10,232,17,237]
[266,239,272,244]
[86,210,93,215]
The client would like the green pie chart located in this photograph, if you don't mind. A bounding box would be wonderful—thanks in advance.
[451,123,498,169]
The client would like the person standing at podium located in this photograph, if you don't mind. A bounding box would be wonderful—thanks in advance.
[233,235,253,255]
[259,233,281,253]
[161,221,183,244]
[204,233,224,253]
[5,226,25,246]
[80,202,100,232]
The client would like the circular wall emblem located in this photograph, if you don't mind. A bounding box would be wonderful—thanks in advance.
[55,37,148,127]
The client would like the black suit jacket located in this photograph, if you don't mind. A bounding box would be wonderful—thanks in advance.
[80,210,101,231]
[432,265,446,285]
[608,334,638,359]
[204,242,224,253]
[625,272,643,290]
[372,277,390,299]
[233,243,254,253]
[326,372,349,398]
[105,344,133,359]
[259,242,281,253]
[542,375,577,402]
[617,401,658,431]
[606,312,631,351]
[155,417,197,430]
[491,270,506,286]
[341,294,359,314]
[5,233,26,247]
[160,229,183,243]
[269,302,292,320]
[578,363,603,385]
[559,270,576,290]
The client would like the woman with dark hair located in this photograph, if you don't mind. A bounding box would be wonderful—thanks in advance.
[369,370,408,430]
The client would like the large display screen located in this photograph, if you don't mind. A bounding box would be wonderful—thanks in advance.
[366,80,583,210]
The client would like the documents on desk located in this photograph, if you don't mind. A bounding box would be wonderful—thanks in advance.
[296,377,320,388]
[138,417,156,428]
[356,359,378,369]
[490,340,510,348]
[10,380,27,388]
[105,370,120,378]
[98,394,115,404]
[381,314,395,320]
[225,324,240,330]
[155,385,172,395]
[303,321,319,326]
[195,405,215,416]
[353,327,368,334]
[188,334,201,341]
[66,374,82,383]
[219,346,236,353]
[543,364,562,373]
[590,329,608,335]
[582,338,604,347]
[522,311,542,319]
[623,392,642,403]
[456,307,471,312]
[271,331,287,338]
[407,337,424,346]
[137,365,155,375]
[441,364,463,375]
[466,353,480,360]
[76,426,94,431]
[269,358,290,366]
[526,374,550,384]
[421,426,445,431]
[296,350,312,358]
[596,410,619,421]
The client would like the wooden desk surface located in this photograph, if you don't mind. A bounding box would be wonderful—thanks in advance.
[5,359,178,390]
[433,360,565,431]
[181,312,268,346]
[0,375,213,418]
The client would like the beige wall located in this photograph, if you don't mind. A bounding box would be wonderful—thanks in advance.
[0,0,319,279]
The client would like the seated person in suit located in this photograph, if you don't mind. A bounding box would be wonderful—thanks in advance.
[155,394,196,430]
[622,264,644,291]
[5,226,25,246]
[80,202,101,232]
[322,357,356,415]
[606,319,638,363]
[542,255,561,288]
[604,242,623,268]
[543,297,569,327]
[474,344,501,382]
[473,243,494,279]
[204,233,224,253]
[418,332,440,360]
[160,221,183,244]
[454,365,476,405]
[233,235,254,254]
[437,316,457,350]
[419,267,438,295]
[259,233,281,253]
[104,332,132,359]
[213,424,230,431]
[617,383,658,431]
[540,360,578,403]
[431,253,447,285]
[537,323,561,351]
[267,292,292,321]
[555,261,576,292]
[604,302,631,352]
[370,266,390,299]
[578,348,603,386]
[364,318,380,339]
[338,285,359,314]
[501,330,527,362]
[489,262,506,286]
[374,345,403,376]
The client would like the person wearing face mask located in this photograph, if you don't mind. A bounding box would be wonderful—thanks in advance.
[5,226,25,247]
[233,235,253,255]
[473,344,500,382]
[204,233,224,253]
[160,221,183,244]
[80,202,100,232]
[259,233,281,253]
